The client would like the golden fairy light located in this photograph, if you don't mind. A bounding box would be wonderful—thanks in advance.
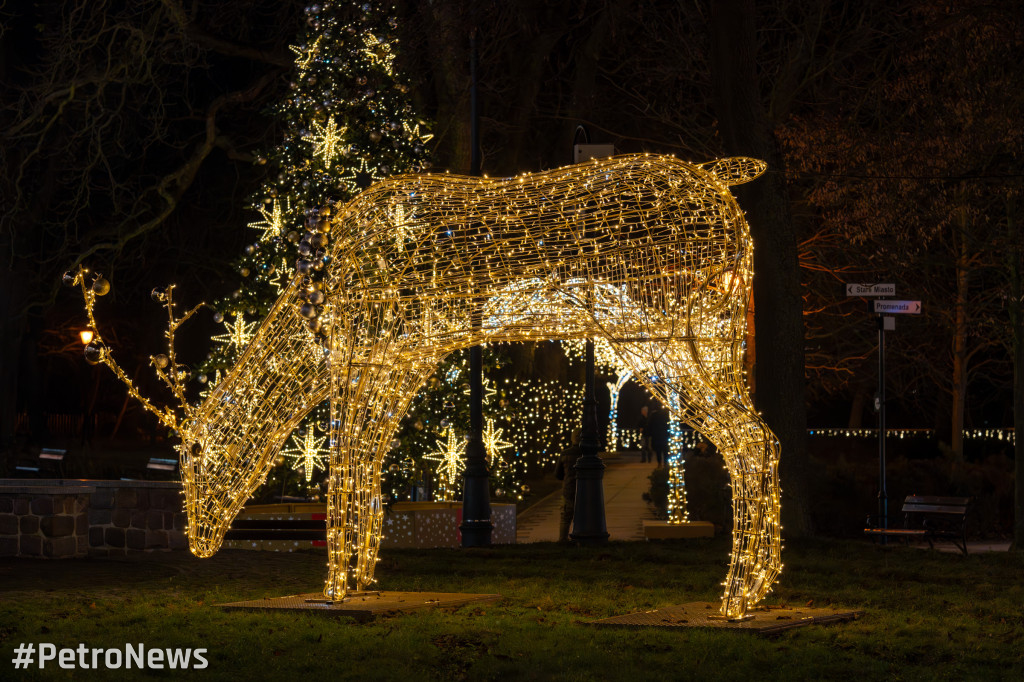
[75,153,779,620]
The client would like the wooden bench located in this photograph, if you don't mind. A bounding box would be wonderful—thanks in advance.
[224,508,328,550]
[864,495,970,555]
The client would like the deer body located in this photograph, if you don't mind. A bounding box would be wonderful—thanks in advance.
[181,154,781,619]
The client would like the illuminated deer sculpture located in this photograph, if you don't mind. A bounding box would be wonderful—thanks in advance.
[76,154,780,619]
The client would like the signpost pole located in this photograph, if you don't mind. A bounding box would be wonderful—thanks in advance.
[877,317,888,538]
[845,284,917,542]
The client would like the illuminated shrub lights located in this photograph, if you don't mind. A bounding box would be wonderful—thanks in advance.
[78,154,780,619]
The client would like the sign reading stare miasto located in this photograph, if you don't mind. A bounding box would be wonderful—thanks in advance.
[845,283,896,297]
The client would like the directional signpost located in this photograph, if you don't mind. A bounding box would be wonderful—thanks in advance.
[846,283,895,297]
[873,300,921,315]
[845,283,923,540]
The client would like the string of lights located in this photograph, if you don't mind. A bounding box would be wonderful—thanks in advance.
[807,427,1015,443]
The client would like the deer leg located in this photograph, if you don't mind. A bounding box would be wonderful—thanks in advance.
[710,405,781,619]
[616,337,782,620]
[351,360,440,588]
[323,391,360,600]
[324,355,440,598]
[323,359,384,599]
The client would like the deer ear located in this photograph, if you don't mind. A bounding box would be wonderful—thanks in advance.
[698,157,767,186]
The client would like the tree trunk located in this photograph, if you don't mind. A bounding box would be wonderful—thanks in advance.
[848,390,867,429]
[950,207,970,461]
[420,3,473,173]
[0,246,28,467]
[562,3,620,159]
[709,0,812,537]
[1007,195,1023,552]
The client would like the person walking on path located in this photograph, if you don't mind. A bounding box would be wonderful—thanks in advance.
[638,405,652,463]
[555,429,582,542]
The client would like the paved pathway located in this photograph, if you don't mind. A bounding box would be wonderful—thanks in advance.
[516,452,660,543]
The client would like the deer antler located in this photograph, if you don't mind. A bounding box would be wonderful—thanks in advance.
[68,266,203,433]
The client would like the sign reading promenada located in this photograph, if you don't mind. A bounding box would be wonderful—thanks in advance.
[873,300,921,315]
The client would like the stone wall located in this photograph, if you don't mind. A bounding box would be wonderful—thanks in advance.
[0,480,186,559]
[0,486,90,558]
[86,483,187,556]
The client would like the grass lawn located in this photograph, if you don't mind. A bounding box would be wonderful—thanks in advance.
[1,538,1021,680]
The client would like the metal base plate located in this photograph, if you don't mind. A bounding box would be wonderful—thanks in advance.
[217,591,501,621]
[589,602,863,634]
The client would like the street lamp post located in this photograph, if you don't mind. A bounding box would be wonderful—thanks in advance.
[459,25,493,547]
[569,124,608,544]
[570,332,609,543]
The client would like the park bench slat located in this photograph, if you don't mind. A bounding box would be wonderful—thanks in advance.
[224,529,326,541]
[905,495,969,506]
[901,503,967,515]
[863,528,926,536]
[231,519,325,530]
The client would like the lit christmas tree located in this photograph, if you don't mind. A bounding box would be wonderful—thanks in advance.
[197,1,432,498]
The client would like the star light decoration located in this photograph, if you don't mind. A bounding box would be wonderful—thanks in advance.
[339,157,383,191]
[306,116,347,169]
[423,428,466,500]
[248,199,290,243]
[210,314,257,353]
[403,121,433,144]
[77,154,780,621]
[481,418,513,469]
[282,429,328,482]
[361,33,396,73]
[269,257,291,293]
[289,35,322,75]
[461,377,497,403]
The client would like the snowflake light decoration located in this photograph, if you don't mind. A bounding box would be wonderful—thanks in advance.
[210,314,257,353]
[423,428,466,500]
[361,33,396,73]
[248,199,289,243]
[390,203,416,251]
[306,116,346,169]
[481,418,513,468]
[282,429,328,483]
[289,35,322,75]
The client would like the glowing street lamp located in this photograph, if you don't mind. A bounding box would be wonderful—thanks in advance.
[79,330,94,345]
